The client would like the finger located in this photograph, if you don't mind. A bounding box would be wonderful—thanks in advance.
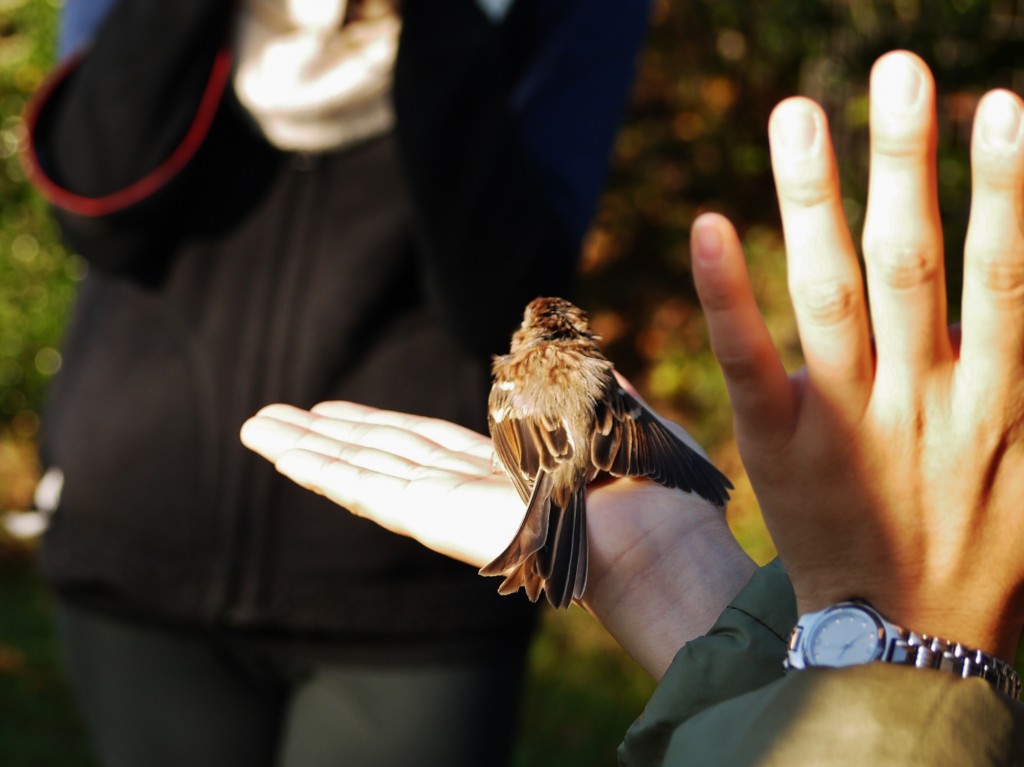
[960,89,1024,385]
[274,448,523,567]
[288,434,466,481]
[274,448,432,531]
[311,400,495,460]
[691,213,795,438]
[240,409,311,461]
[252,403,317,427]
[243,411,492,477]
[305,418,493,476]
[768,98,873,408]
[862,51,950,379]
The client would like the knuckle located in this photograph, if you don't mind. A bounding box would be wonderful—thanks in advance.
[791,277,862,327]
[695,274,735,313]
[863,241,939,291]
[870,129,931,163]
[974,156,1024,192]
[778,169,835,209]
[714,345,771,384]
[970,251,1024,302]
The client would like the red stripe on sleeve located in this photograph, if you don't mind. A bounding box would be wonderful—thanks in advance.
[21,46,234,218]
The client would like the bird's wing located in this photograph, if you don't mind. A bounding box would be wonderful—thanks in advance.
[590,379,733,506]
[488,414,534,504]
[479,470,587,610]
[488,384,576,504]
[486,382,588,608]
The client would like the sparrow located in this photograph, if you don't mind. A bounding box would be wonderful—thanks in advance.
[479,296,732,609]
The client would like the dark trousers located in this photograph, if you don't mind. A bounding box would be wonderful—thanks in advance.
[57,601,527,767]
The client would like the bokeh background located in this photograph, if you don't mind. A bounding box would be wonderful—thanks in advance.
[2,1,1023,765]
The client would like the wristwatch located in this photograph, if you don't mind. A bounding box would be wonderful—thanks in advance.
[785,600,1022,700]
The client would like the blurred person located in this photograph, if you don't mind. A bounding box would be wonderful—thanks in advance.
[23,0,652,765]
[241,51,1024,764]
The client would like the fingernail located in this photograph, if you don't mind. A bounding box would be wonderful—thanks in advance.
[980,91,1023,150]
[873,55,923,114]
[772,100,819,156]
[692,218,723,263]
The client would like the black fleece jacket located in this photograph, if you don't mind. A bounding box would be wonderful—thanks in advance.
[25,0,649,656]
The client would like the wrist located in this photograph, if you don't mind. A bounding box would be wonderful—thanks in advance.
[582,484,755,679]
[874,604,1023,665]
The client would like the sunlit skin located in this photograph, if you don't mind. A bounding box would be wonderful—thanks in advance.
[692,51,1024,660]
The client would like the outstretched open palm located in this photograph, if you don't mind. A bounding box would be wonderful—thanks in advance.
[241,397,753,678]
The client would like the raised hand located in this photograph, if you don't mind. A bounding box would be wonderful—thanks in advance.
[691,51,1024,660]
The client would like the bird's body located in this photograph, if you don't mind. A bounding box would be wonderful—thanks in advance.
[481,297,732,608]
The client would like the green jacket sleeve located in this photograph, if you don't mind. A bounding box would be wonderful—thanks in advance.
[618,559,797,765]
[620,560,1024,766]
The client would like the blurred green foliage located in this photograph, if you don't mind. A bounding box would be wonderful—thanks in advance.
[0,552,95,767]
[515,606,657,767]
[0,0,77,445]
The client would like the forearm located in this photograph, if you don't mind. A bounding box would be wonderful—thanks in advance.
[581,482,756,679]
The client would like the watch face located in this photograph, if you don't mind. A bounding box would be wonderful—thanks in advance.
[804,605,884,667]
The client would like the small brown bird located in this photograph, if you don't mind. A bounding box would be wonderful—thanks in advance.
[480,297,733,608]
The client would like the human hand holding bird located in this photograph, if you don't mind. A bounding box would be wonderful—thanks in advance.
[240,334,749,677]
[481,296,732,608]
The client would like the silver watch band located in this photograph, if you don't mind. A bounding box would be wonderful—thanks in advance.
[887,627,1022,700]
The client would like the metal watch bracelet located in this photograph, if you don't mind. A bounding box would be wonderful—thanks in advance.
[888,627,1022,700]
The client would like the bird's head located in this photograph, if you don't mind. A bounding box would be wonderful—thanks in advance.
[514,296,599,348]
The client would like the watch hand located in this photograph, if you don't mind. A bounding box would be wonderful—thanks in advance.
[837,638,860,660]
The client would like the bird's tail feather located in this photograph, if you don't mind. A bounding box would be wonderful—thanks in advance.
[479,472,553,578]
[537,489,587,609]
[480,472,589,609]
